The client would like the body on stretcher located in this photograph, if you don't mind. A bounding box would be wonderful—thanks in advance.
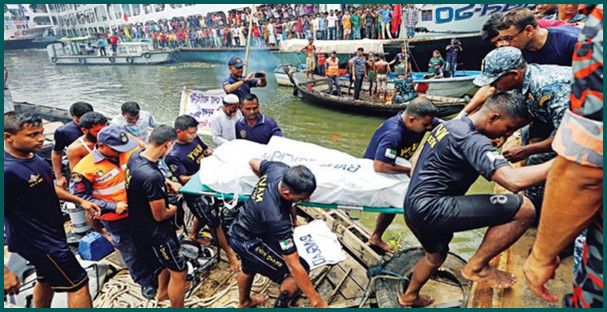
[179,173,404,215]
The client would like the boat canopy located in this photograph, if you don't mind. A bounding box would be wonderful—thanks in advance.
[279,39,393,54]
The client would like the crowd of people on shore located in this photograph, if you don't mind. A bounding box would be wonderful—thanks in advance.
[4,4,603,310]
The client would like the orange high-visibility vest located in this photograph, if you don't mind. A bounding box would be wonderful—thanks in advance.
[72,148,137,221]
[326,57,339,76]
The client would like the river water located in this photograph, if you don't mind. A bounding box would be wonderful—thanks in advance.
[5,49,490,259]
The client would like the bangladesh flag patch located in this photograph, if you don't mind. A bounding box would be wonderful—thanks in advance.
[280,238,294,251]
[384,148,397,159]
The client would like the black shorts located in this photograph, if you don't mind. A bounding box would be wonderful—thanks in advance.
[228,236,309,284]
[405,194,523,254]
[152,237,187,272]
[26,248,89,293]
[183,194,220,228]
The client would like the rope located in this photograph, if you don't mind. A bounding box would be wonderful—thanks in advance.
[93,272,270,308]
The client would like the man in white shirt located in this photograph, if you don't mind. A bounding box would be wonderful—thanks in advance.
[210,94,243,146]
[327,11,338,40]
[312,15,320,40]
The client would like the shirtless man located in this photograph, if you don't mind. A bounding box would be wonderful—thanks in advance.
[65,112,110,241]
[366,52,377,97]
[374,54,391,102]
[66,112,108,170]
[300,38,316,83]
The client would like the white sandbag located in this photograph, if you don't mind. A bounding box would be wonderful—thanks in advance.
[293,220,347,270]
[199,136,409,208]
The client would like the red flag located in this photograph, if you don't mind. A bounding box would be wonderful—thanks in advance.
[391,4,402,35]
[123,12,128,22]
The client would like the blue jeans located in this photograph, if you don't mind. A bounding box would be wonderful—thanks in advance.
[328,27,336,40]
[406,27,415,38]
[353,77,364,99]
[101,218,159,287]
[327,75,341,95]
[352,28,361,40]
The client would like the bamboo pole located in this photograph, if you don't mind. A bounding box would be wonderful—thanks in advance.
[243,4,255,76]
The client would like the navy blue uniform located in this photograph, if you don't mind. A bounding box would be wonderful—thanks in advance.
[404,118,523,254]
[363,112,439,163]
[52,121,83,152]
[165,136,209,178]
[235,113,283,145]
[165,136,219,228]
[522,26,581,66]
[223,75,260,99]
[228,161,308,283]
[4,151,88,292]
[126,150,186,272]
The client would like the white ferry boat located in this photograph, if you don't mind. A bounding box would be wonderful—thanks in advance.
[4,4,58,49]
[46,38,177,65]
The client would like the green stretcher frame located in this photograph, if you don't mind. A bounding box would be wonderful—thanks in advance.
[179,174,404,215]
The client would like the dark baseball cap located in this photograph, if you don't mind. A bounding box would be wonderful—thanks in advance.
[228,56,244,68]
[97,126,137,152]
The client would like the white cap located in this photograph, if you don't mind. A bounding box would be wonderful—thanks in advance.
[223,94,240,104]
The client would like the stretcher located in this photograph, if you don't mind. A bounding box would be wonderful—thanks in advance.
[179,172,404,215]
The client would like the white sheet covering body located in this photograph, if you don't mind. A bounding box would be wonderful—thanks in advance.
[199,137,409,208]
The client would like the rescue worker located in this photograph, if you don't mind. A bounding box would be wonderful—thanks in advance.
[165,115,240,272]
[363,97,440,253]
[4,113,100,308]
[473,47,571,214]
[227,159,328,308]
[401,93,553,307]
[126,125,187,308]
[70,126,160,299]
[51,102,93,189]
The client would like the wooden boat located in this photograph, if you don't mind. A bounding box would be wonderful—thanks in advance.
[46,39,177,65]
[287,70,468,117]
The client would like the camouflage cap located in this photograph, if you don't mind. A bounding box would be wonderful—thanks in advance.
[473,47,525,86]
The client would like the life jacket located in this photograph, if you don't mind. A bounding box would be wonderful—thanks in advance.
[72,148,137,221]
[326,57,339,76]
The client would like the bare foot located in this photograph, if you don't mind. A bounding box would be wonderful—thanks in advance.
[398,294,434,307]
[368,236,395,254]
[461,265,517,289]
[157,292,169,302]
[238,293,269,308]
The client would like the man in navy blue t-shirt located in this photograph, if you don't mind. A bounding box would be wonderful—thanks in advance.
[498,7,580,66]
[227,159,328,308]
[235,93,283,144]
[126,125,186,308]
[363,97,440,253]
[223,56,267,99]
[4,113,100,308]
[51,102,93,189]
[165,115,240,272]
[399,93,554,307]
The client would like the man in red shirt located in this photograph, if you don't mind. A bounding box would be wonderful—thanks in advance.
[110,33,119,55]
[316,52,326,77]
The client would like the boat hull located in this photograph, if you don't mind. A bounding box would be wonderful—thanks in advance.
[289,73,467,117]
[411,71,480,98]
[49,52,176,65]
[5,38,60,50]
